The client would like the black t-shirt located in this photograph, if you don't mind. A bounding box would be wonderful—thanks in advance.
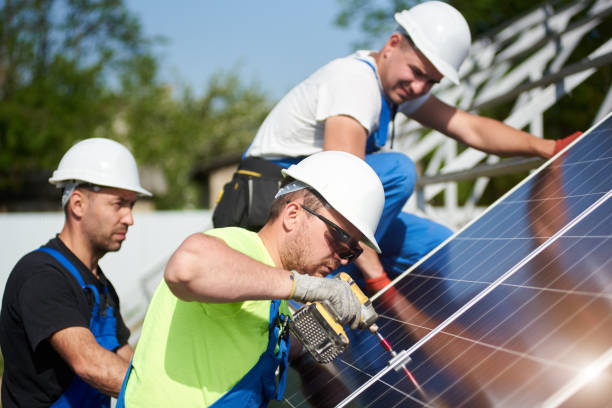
[0,236,130,408]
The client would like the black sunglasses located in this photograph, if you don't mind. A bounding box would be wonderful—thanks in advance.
[301,204,363,263]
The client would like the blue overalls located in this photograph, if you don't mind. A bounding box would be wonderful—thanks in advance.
[267,59,452,285]
[116,300,290,408]
[349,60,452,285]
[37,247,120,408]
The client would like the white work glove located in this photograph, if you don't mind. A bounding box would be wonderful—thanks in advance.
[290,271,362,330]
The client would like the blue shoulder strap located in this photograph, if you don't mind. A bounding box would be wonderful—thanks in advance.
[36,247,101,306]
[357,58,398,152]
[37,247,86,287]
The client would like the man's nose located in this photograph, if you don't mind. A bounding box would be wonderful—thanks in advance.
[336,253,350,265]
[122,208,134,226]
[411,79,427,95]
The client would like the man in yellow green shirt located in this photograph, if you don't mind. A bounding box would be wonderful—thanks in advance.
[119,151,386,407]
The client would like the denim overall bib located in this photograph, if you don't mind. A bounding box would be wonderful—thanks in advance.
[358,58,398,154]
[37,247,120,408]
[116,300,290,408]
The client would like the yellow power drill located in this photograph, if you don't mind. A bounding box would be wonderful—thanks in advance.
[288,272,378,364]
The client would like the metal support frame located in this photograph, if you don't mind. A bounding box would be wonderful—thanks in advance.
[395,0,612,230]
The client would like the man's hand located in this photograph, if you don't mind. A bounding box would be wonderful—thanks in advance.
[290,272,362,330]
[554,131,582,155]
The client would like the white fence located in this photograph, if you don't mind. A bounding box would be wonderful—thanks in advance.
[0,210,213,342]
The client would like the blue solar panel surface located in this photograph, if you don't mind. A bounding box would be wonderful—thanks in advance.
[276,112,612,408]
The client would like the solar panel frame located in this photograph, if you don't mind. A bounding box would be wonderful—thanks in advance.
[330,112,612,407]
[274,112,612,408]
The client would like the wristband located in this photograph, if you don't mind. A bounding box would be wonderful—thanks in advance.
[365,273,392,292]
[288,270,298,298]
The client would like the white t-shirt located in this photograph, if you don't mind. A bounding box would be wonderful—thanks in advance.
[245,50,429,159]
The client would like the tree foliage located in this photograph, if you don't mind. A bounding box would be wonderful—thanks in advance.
[334,0,580,48]
[114,65,272,208]
[0,0,272,210]
[335,0,419,49]
[0,0,150,195]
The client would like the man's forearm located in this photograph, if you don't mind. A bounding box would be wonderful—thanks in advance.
[116,343,134,363]
[412,97,556,159]
[456,113,555,158]
[50,326,130,398]
[354,245,386,280]
[78,348,130,397]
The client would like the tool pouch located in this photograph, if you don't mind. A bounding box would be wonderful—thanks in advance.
[212,157,283,231]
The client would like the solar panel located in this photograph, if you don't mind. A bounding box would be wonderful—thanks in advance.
[276,111,612,408]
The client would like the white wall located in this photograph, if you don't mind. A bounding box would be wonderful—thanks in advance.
[0,210,213,341]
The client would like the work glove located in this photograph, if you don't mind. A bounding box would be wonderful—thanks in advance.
[553,131,582,155]
[290,271,363,330]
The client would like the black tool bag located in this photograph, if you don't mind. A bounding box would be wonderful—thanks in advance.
[212,157,284,231]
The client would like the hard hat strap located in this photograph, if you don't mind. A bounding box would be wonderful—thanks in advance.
[60,181,101,208]
[274,180,308,199]
[60,181,81,208]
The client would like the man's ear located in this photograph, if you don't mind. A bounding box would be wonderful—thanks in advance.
[281,201,301,232]
[388,32,403,48]
[381,33,403,59]
[66,189,88,219]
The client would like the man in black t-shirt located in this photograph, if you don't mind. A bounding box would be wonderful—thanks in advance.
[0,138,152,408]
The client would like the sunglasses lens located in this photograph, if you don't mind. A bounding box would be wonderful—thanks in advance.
[338,247,362,262]
[327,225,363,262]
[301,204,363,262]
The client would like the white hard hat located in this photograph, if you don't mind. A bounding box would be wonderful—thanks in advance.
[394,1,471,85]
[49,138,152,196]
[282,151,384,253]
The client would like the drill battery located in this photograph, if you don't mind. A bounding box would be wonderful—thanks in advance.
[289,301,349,364]
[288,273,378,364]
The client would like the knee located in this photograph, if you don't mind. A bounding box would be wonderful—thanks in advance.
[384,153,417,199]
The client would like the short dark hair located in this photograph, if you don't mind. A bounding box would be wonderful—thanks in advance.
[400,33,417,50]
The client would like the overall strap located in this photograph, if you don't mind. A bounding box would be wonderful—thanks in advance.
[356,58,398,151]
[267,300,290,400]
[37,247,86,286]
[115,359,133,408]
[208,300,291,408]
[266,300,283,354]
[36,247,101,306]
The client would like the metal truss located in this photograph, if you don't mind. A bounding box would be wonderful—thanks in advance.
[394,0,612,230]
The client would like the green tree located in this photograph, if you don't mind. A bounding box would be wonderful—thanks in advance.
[335,0,579,47]
[0,0,154,207]
[111,65,272,209]
[0,0,273,211]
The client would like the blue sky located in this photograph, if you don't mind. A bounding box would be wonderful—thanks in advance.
[124,1,369,101]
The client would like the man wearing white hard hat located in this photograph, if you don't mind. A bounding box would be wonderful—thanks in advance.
[0,138,151,408]
[215,1,582,292]
[119,151,384,407]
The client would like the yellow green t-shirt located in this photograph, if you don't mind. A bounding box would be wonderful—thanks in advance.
[124,227,290,407]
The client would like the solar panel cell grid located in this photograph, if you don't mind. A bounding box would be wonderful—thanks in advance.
[374,204,612,407]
